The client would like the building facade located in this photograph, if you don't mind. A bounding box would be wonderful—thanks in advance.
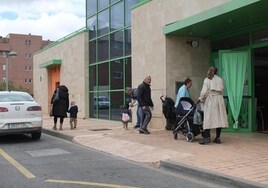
[34,0,268,133]
[0,34,52,94]
[33,29,89,119]
[131,0,268,132]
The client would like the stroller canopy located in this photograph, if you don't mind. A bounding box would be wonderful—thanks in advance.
[179,97,195,110]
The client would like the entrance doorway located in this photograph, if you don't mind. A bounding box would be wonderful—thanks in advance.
[254,47,268,132]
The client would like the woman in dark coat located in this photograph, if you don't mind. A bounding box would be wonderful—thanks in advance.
[51,85,69,130]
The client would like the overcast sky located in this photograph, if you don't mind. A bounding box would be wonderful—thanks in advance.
[0,0,85,41]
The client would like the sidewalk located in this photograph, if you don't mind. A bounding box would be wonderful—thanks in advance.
[42,116,268,188]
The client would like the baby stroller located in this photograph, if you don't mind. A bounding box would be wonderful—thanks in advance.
[173,97,203,142]
[160,95,176,130]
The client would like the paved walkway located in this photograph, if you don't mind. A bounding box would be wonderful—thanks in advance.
[42,116,268,188]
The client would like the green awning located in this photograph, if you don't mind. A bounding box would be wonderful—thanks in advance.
[39,59,62,68]
[164,0,268,39]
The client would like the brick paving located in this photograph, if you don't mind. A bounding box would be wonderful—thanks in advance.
[42,116,268,187]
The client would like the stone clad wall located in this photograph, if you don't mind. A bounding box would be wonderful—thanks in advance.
[33,31,89,119]
[131,0,229,129]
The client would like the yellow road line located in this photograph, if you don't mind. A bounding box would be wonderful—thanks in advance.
[0,148,35,179]
[46,179,139,188]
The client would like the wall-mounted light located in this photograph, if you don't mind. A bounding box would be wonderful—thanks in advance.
[186,39,199,48]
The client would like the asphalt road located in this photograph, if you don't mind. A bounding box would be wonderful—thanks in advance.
[0,134,230,188]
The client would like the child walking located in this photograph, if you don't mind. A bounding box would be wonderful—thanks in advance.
[120,104,131,130]
[68,101,78,130]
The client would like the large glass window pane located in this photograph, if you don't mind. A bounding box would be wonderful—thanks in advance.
[125,27,131,56]
[111,0,120,5]
[211,34,249,52]
[89,65,96,91]
[98,63,109,91]
[98,36,109,61]
[111,59,124,90]
[87,0,97,17]
[110,31,123,59]
[98,10,109,36]
[89,93,96,118]
[111,91,124,121]
[253,29,268,43]
[111,1,124,31]
[87,16,97,38]
[98,0,109,11]
[89,40,96,64]
[125,58,132,87]
[125,0,139,26]
[96,92,110,120]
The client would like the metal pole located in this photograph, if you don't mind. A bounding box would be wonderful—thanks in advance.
[3,51,17,91]
[4,52,9,91]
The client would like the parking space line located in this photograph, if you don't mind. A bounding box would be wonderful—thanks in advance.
[0,148,35,179]
[46,179,139,188]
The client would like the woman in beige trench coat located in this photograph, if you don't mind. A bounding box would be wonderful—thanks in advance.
[198,67,228,145]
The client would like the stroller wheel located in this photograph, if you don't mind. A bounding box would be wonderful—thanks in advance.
[174,133,178,140]
[186,132,194,142]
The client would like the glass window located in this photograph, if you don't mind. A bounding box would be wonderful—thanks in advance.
[111,91,124,121]
[125,0,139,26]
[125,27,131,56]
[97,63,109,91]
[89,65,97,91]
[25,39,31,45]
[98,36,109,61]
[98,9,109,36]
[97,92,110,119]
[86,0,97,17]
[253,29,268,43]
[110,30,123,59]
[98,0,109,11]
[89,93,96,118]
[87,16,97,38]
[111,1,124,31]
[125,58,132,87]
[211,34,249,52]
[89,40,96,64]
[111,59,124,89]
[110,0,120,4]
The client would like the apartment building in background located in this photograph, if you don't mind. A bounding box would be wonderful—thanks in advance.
[0,33,52,95]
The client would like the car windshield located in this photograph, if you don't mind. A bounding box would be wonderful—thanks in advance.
[0,93,35,102]
[99,98,108,102]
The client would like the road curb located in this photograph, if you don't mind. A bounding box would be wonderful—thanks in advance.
[160,161,266,188]
[42,129,74,142]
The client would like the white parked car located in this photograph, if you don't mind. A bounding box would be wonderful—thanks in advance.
[94,96,110,109]
[0,91,43,139]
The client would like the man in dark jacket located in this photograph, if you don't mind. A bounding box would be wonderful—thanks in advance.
[51,85,69,130]
[137,76,154,134]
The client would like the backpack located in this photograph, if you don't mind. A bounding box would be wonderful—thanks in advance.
[122,113,130,122]
[132,88,138,99]
[52,88,60,104]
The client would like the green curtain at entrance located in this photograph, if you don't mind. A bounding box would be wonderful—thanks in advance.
[222,52,248,129]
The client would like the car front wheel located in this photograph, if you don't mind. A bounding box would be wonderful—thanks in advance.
[31,132,41,140]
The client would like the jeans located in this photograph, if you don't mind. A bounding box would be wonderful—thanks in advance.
[136,105,144,127]
[140,106,152,130]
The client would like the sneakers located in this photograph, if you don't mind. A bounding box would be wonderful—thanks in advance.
[199,137,210,145]
[139,128,150,134]
[134,125,140,129]
[213,137,221,144]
